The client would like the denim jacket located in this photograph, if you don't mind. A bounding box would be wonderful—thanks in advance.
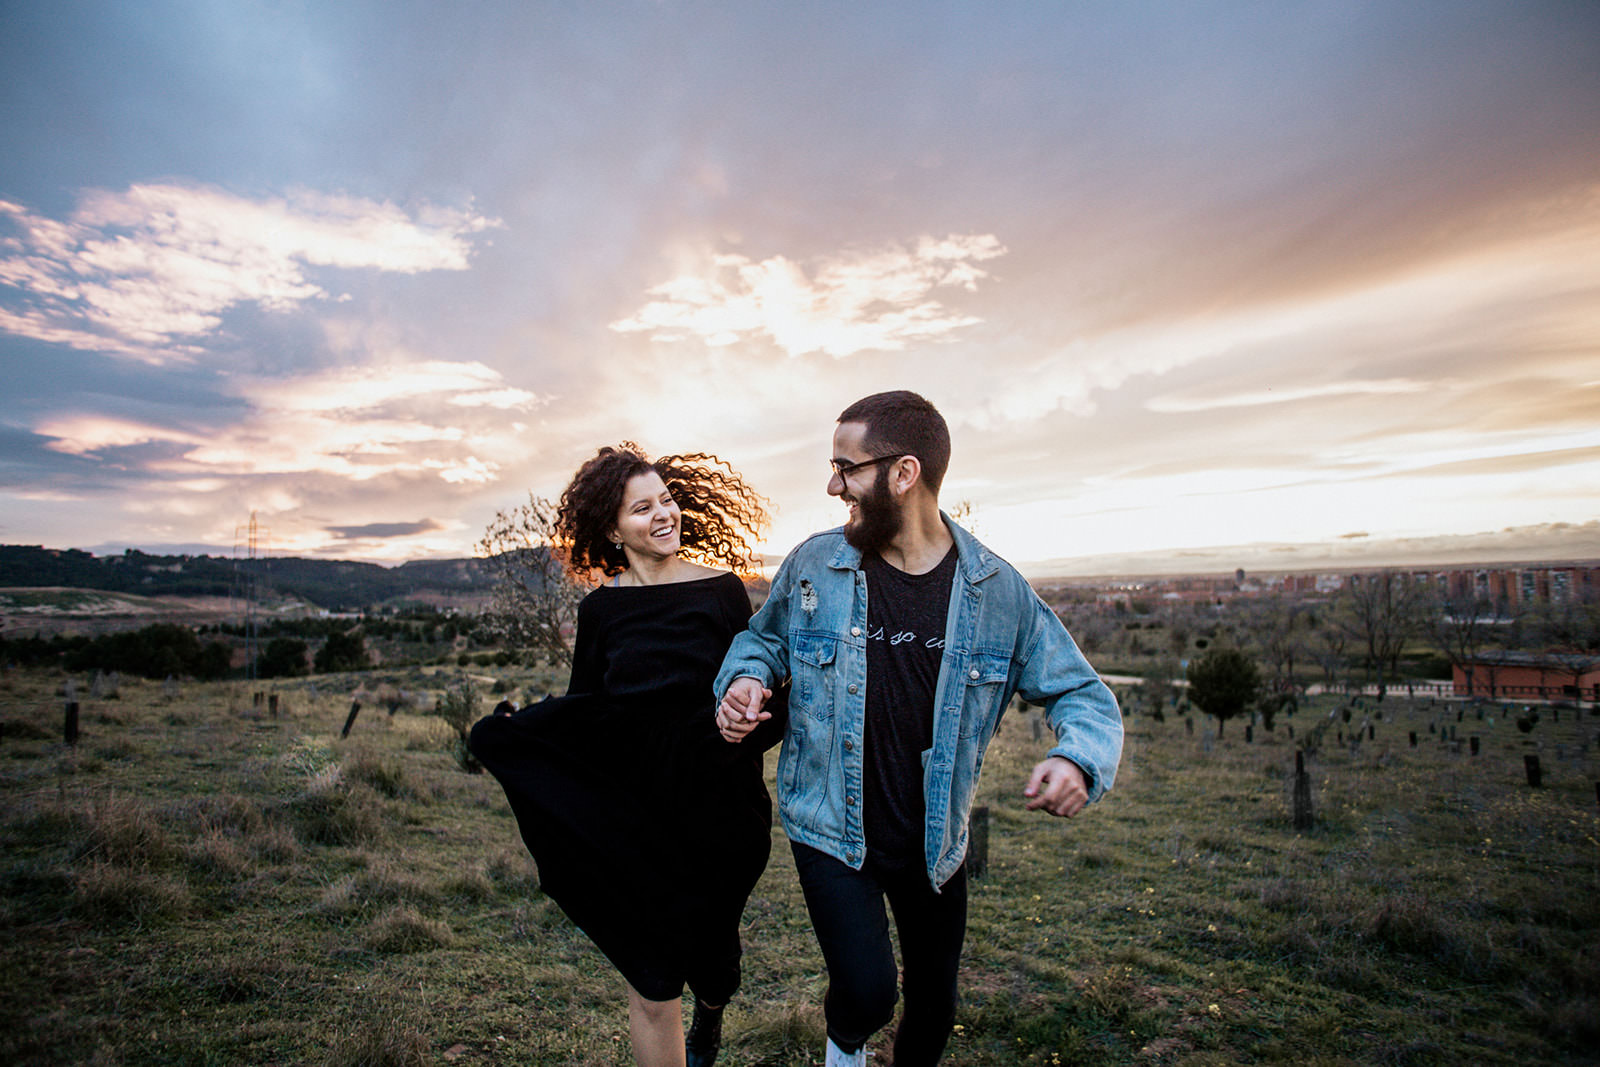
[715,515,1122,888]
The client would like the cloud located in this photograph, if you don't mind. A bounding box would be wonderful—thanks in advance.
[609,234,1006,357]
[34,359,542,487]
[1378,444,1600,480]
[1146,379,1430,414]
[244,360,541,415]
[328,519,444,540]
[0,185,499,361]
[951,197,1600,434]
[36,415,203,457]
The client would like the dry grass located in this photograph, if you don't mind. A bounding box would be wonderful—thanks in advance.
[1,666,1597,1065]
[363,904,457,953]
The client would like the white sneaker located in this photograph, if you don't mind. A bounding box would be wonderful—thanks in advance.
[825,1037,866,1067]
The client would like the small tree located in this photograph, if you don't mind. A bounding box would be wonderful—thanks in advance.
[258,637,309,678]
[1186,647,1261,738]
[432,677,482,773]
[314,629,368,674]
[478,494,586,669]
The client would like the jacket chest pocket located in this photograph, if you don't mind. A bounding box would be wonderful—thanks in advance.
[957,652,1011,738]
[791,632,838,722]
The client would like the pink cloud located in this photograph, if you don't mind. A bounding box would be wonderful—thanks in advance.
[0,186,499,361]
[610,234,1006,358]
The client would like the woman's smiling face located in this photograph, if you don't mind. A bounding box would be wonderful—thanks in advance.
[610,469,682,563]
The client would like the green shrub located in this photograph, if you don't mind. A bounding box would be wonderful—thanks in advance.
[314,631,369,674]
[258,637,310,678]
[431,678,482,773]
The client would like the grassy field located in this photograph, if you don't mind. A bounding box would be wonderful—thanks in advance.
[2,666,1597,1066]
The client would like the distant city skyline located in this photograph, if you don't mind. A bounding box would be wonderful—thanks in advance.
[2,3,1597,568]
[29,518,1592,585]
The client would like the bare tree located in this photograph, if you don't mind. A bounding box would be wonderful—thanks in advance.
[1427,590,1495,698]
[1311,611,1348,692]
[1528,597,1600,705]
[477,494,586,669]
[1245,596,1309,714]
[1338,570,1426,700]
[1139,658,1179,720]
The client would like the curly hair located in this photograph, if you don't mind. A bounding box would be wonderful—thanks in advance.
[554,443,770,579]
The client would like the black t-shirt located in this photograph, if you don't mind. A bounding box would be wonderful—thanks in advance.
[862,544,958,863]
[567,570,786,777]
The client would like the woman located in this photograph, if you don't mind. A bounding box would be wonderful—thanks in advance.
[469,444,783,1067]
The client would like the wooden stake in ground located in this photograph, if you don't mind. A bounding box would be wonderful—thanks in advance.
[63,701,79,746]
[341,701,362,739]
[1292,751,1313,831]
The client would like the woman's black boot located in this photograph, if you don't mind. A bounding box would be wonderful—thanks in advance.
[685,998,724,1067]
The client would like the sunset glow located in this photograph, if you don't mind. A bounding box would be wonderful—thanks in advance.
[1,3,1596,571]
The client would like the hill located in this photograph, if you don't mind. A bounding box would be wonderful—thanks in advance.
[0,545,496,613]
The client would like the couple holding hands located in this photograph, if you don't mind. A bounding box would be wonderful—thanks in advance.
[470,390,1123,1067]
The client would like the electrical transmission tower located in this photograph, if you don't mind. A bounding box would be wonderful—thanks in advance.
[233,512,270,682]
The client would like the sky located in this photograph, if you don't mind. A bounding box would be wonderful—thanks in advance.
[2,0,1598,574]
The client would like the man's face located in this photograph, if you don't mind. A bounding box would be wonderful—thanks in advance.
[830,421,903,553]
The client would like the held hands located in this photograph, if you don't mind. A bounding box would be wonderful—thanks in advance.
[716,676,772,743]
[1023,756,1089,818]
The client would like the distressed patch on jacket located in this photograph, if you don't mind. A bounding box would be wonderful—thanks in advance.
[799,578,818,614]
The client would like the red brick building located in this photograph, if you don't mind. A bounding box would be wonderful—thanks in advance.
[1452,651,1600,702]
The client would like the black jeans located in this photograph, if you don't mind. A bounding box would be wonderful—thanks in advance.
[790,841,967,1066]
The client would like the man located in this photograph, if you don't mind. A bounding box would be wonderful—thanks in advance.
[714,390,1123,1067]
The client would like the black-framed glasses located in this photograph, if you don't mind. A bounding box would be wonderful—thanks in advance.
[830,454,905,479]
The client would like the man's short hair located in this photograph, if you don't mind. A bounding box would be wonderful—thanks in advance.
[837,390,950,496]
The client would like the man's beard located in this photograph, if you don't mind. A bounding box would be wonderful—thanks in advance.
[842,467,902,554]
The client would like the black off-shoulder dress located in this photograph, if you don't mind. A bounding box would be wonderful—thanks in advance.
[469,571,784,1003]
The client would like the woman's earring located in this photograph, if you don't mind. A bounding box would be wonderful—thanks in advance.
[613,541,623,550]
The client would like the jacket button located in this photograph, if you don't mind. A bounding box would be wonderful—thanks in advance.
[846,795,856,806]
[843,739,854,751]
[851,626,861,637]
[848,683,858,694]
[968,667,980,680]
[847,853,859,863]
